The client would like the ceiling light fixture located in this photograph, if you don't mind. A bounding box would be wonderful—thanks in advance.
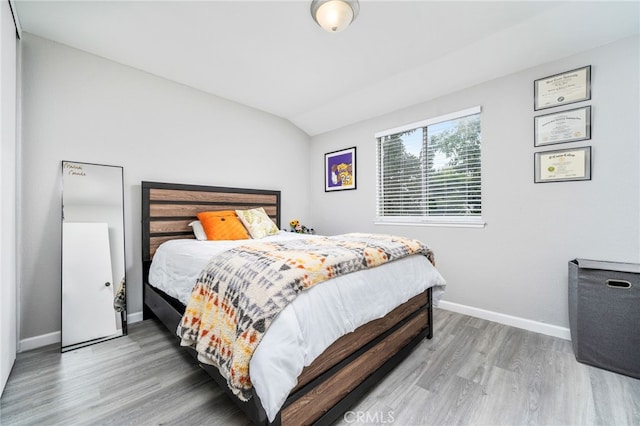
[310,0,359,33]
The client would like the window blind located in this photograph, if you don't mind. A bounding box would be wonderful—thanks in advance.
[376,106,483,226]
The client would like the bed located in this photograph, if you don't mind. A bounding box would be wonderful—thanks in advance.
[141,181,445,425]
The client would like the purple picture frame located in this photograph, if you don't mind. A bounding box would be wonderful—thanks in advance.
[324,147,356,192]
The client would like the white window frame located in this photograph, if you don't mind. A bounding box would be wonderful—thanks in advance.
[375,106,485,228]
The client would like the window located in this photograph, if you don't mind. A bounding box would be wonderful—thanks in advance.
[375,106,483,227]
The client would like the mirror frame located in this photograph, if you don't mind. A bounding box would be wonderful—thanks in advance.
[61,160,127,352]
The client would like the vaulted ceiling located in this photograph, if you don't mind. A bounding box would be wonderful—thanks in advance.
[14,1,640,136]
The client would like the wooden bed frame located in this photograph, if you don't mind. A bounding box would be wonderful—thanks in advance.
[141,181,433,425]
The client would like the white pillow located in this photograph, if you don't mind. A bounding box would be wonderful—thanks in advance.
[235,207,279,239]
[189,220,208,241]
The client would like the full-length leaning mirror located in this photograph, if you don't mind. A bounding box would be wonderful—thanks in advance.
[61,161,126,352]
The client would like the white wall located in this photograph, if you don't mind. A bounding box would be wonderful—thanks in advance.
[309,36,640,335]
[0,0,18,394]
[19,34,311,344]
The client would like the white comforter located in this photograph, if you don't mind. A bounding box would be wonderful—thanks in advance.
[148,232,446,421]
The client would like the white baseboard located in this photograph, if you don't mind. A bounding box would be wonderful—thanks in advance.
[438,300,571,340]
[127,311,143,324]
[19,311,146,352]
[19,330,61,352]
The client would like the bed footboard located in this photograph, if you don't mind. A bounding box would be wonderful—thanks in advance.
[281,289,431,425]
[144,282,431,425]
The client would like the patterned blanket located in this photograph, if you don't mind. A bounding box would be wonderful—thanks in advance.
[177,233,434,401]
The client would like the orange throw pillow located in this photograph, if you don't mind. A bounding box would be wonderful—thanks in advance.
[197,210,250,241]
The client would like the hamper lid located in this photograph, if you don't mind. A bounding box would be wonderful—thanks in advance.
[575,258,640,273]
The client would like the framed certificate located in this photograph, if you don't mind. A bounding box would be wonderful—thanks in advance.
[534,66,591,111]
[534,106,591,146]
[534,146,591,183]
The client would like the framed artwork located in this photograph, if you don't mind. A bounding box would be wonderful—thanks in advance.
[534,65,591,111]
[534,146,592,183]
[534,106,591,146]
[325,147,356,192]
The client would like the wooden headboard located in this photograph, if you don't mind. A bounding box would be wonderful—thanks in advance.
[141,181,281,267]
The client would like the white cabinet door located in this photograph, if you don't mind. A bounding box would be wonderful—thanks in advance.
[62,222,117,347]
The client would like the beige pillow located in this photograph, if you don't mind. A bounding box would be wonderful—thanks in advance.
[236,207,279,239]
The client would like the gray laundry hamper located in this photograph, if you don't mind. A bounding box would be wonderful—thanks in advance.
[568,259,640,379]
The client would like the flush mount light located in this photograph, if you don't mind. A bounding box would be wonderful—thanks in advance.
[310,0,360,33]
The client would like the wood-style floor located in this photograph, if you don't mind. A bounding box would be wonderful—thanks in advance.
[1,309,639,425]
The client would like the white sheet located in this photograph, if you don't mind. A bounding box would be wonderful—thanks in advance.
[148,232,446,421]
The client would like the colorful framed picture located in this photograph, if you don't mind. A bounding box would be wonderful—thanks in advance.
[325,147,356,192]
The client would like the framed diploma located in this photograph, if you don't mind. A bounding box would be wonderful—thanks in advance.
[534,146,591,183]
[534,66,591,111]
[534,106,591,146]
